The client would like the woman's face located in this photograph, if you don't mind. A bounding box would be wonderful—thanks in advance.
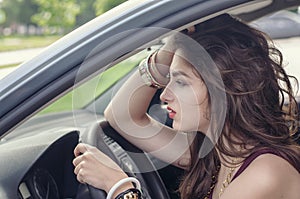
[160,51,210,133]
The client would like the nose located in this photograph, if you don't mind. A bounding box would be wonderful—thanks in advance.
[160,86,174,103]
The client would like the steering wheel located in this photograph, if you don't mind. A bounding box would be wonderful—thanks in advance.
[77,120,170,199]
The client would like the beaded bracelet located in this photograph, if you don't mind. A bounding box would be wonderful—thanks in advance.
[106,177,141,199]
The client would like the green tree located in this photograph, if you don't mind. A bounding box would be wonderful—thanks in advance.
[32,0,80,33]
[1,0,21,26]
[75,0,96,27]
[1,0,38,27]
[93,0,127,16]
[0,9,6,25]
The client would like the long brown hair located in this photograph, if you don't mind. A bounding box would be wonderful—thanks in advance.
[178,14,300,199]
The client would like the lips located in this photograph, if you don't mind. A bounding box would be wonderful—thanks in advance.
[167,106,176,119]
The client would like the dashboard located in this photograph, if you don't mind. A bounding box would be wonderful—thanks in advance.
[0,109,170,199]
[18,131,79,199]
[14,123,153,199]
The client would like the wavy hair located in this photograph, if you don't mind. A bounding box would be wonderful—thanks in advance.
[177,14,300,199]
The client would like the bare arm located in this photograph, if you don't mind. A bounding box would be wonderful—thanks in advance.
[104,48,191,168]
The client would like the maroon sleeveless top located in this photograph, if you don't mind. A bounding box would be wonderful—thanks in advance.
[209,149,281,199]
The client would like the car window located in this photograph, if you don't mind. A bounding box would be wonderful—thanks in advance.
[251,9,300,141]
[5,45,160,140]
[38,49,150,115]
[251,9,300,98]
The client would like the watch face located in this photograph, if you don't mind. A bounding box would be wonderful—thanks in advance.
[116,189,141,199]
[125,192,139,199]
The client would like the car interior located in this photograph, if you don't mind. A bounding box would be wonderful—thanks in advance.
[1,1,300,199]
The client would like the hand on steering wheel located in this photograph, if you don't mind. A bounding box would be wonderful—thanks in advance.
[73,121,170,199]
[73,143,133,196]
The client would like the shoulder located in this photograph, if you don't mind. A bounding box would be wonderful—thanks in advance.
[223,153,300,199]
[248,154,299,184]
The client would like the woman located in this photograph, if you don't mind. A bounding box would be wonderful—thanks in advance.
[73,14,300,199]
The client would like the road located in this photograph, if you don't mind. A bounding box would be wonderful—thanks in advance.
[0,47,44,66]
[0,48,44,79]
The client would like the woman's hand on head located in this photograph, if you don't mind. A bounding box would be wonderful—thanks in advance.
[155,42,174,78]
[155,26,195,73]
[72,143,130,193]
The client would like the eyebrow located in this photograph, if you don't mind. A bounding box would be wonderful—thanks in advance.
[171,70,192,78]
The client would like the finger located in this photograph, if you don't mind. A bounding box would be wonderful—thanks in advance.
[76,167,86,184]
[74,160,83,175]
[72,155,83,167]
[74,143,89,157]
[157,48,173,66]
[156,43,175,74]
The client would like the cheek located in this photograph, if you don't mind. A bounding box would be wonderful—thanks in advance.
[173,86,201,105]
[177,92,210,132]
[174,98,208,131]
[195,82,209,105]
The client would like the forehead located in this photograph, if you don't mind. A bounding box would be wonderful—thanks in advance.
[170,52,200,78]
[170,52,193,71]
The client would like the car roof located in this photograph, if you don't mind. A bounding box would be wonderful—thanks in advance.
[1,0,300,136]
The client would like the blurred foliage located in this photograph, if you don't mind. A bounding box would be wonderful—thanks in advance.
[0,0,126,34]
[32,0,80,33]
[94,0,127,16]
[75,0,96,27]
[0,9,5,24]
[1,0,38,26]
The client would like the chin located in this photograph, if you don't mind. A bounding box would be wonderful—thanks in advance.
[171,122,181,131]
[172,122,197,132]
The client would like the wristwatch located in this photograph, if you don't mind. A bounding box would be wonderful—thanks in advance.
[115,188,142,199]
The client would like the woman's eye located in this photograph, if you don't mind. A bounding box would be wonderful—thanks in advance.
[175,79,187,87]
